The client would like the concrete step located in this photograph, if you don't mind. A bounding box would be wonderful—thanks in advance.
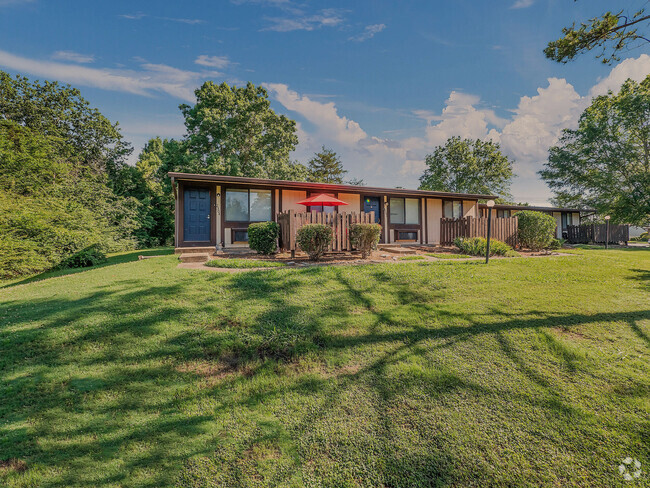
[179,253,209,263]
[175,247,214,255]
[379,246,418,255]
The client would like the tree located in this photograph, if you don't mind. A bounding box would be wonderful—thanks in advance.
[179,81,298,178]
[419,137,514,198]
[545,3,650,64]
[308,146,347,184]
[540,76,650,226]
[0,71,131,176]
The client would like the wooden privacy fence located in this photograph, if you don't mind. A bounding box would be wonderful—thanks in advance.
[566,223,629,244]
[440,216,519,247]
[277,210,375,252]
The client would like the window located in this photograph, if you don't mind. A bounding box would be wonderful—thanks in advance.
[562,212,574,230]
[397,231,418,241]
[225,189,272,222]
[443,200,463,219]
[497,209,510,218]
[308,192,337,214]
[232,229,249,243]
[389,198,419,224]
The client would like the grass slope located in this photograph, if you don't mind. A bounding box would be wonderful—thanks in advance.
[0,248,649,487]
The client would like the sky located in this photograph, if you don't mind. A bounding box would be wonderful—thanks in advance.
[1,0,649,204]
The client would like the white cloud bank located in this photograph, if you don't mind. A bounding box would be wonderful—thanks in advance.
[51,50,95,64]
[268,54,650,204]
[349,24,386,42]
[0,49,222,101]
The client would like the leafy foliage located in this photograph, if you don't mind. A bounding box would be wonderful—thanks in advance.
[247,221,280,255]
[178,81,299,178]
[296,224,333,261]
[349,223,382,259]
[308,146,348,184]
[0,71,131,176]
[57,245,107,269]
[453,237,516,257]
[517,211,558,251]
[545,5,650,64]
[419,137,514,198]
[541,76,650,226]
[0,72,158,277]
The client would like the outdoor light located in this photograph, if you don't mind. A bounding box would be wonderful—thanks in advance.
[605,215,611,249]
[485,200,495,263]
[605,215,611,220]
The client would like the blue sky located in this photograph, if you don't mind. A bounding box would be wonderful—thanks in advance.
[1,0,649,204]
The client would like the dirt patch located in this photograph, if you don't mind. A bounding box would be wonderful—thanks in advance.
[176,354,243,382]
[551,327,589,340]
[0,458,27,473]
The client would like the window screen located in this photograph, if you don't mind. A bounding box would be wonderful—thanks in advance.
[390,198,405,224]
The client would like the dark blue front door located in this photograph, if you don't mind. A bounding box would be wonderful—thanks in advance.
[363,196,381,223]
[184,188,211,242]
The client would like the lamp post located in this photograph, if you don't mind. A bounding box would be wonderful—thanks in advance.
[604,215,611,249]
[485,200,495,264]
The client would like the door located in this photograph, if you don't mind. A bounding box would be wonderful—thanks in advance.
[183,187,211,242]
[363,196,381,223]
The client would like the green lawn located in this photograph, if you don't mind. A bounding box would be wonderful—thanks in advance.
[205,258,286,269]
[425,253,475,259]
[1,248,648,487]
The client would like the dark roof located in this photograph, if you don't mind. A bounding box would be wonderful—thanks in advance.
[477,203,596,213]
[168,172,498,200]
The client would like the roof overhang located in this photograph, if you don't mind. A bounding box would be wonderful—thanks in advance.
[168,172,498,200]
[477,203,596,213]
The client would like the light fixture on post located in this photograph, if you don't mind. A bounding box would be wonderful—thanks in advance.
[604,215,611,249]
[485,200,495,264]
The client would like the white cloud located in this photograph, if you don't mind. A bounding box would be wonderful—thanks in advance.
[510,0,534,9]
[195,54,230,69]
[266,55,650,204]
[51,50,95,64]
[0,49,216,101]
[119,13,204,24]
[120,12,146,20]
[262,8,345,32]
[349,24,386,42]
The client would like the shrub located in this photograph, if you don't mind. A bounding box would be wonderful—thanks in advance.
[517,210,557,250]
[248,221,279,255]
[548,238,564,250]
[296,224,333,261]
[349,223,382,259]
[58,244,107,269]
[453,237,517,257]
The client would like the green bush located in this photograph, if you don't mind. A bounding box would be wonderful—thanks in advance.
[58,244,107,269]
[296,224,333,261]
[517,210,557,250]
[548,238,564,250]
[349,223,382,259]
[454,237,517,257]
[248,221,279,255]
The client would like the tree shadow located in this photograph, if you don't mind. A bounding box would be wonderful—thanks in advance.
[2,261,650,486]
[0,247,175,289]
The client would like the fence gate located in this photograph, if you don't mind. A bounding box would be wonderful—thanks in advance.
[566,223,629,244]
[277,210,375,252]
[440,216,519,247]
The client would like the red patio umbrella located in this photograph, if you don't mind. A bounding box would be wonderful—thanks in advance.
[296,193,350,207]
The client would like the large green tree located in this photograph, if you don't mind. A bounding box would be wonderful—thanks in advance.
[308,146,348,184]
[179,81,299,178]
[419,137,514,198]
[545,3,650,64]
[0,71,131,177]
[540,76,650,226]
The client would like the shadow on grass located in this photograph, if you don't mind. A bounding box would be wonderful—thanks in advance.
[0,247,175,289]
[1,263,649,486]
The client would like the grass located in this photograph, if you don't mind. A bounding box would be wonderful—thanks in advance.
[426,252,474,259]
[0,247,649,487]
[205,258,286,269]
[398,255,426,261]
